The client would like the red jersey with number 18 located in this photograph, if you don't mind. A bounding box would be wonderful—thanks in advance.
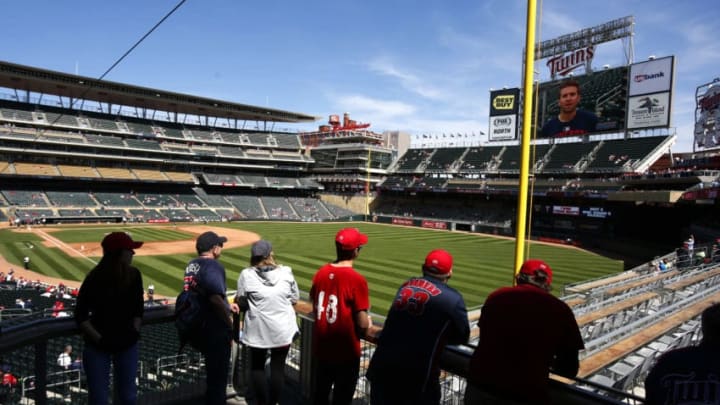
[310,263,370,363]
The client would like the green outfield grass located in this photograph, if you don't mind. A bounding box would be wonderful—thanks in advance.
[0,222,624,316]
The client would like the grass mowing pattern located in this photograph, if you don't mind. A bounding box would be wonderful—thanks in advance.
[0,223,623,316]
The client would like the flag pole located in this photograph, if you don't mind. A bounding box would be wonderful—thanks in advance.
[513,0,539,281]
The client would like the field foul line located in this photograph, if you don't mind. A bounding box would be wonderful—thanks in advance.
[34,229,98,266]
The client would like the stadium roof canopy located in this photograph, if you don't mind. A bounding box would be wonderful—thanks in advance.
[0,60,317,124]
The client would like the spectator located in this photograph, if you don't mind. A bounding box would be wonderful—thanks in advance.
[183,231,239,405]
[14,298,24,309]
[645,303,720,404]
[310,228,371,405]
[75,232,145,405]
[147,283,155,304]
[686,234,695,256]
[235,240,299,405]
[57,345,73,369]
[0,370,17,402]
[367,249,470,404]
[71,355,83,371]
[52,300,67,317]
[465,259,584,405]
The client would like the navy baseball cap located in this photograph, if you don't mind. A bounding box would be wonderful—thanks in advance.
[196,231,227,253]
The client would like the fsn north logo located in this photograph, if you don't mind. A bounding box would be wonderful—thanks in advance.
[493,117,513,126]
[634,71,664,82]
[493,95,515,110]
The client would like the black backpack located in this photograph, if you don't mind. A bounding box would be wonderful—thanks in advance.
[174,284,206,353]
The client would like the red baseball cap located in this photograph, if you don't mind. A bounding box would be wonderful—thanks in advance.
[423,249,453,278]
[335,228,368,250]
[101,232,143,253]
[519,259,553,285]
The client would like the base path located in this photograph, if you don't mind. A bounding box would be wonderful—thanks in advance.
[1,225,260,289]
[35,225,260,258]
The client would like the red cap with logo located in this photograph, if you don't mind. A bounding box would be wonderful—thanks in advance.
[423,249,453,278]
[101,232,143,253]
[335,228,368,250]
[519,259,553,285]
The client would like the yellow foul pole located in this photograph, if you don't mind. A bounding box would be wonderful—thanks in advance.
[513,0,539,280]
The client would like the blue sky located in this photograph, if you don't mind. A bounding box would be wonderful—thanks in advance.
[2,0,718,153]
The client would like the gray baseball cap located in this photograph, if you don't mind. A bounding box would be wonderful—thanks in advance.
[251,240,273,258]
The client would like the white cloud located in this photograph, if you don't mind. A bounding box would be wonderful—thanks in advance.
[367,58,446,100]
[333,94,416,119]
[539,9,584,39]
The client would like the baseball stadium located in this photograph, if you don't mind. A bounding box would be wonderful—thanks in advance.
[0,5,719,405]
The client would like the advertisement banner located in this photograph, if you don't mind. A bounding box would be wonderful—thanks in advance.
[489,114,517,141]
[627,92,671,129]
[552,205,580,216]
[628,56,673,96]
[489,88,520,116]
[392,217,414,226]
[421,220,448,230]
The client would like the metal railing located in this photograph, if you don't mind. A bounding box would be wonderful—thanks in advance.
[0,303,644,405]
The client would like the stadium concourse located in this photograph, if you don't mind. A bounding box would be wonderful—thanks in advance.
[0,237,718,403]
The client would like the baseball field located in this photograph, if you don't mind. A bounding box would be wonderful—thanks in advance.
[0,222,623,316]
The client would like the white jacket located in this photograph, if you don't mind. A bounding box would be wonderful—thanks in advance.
[236,264,299,348]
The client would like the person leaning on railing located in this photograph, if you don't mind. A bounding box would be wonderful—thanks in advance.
[464,259,584,405]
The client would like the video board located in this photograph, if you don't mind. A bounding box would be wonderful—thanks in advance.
[534,66,628,138]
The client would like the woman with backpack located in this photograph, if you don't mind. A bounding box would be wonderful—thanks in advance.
[235,240,299,405]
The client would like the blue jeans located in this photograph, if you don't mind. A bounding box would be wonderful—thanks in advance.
[83,343,138,405]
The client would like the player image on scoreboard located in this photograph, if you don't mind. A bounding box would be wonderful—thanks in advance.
[533,66,630,138]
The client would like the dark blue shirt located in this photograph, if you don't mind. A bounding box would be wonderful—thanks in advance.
[645,343,720,405]
[541,109,598,137]
[184,257,229,324]
[368,276,470,392]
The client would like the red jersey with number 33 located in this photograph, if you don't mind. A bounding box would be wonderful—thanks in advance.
[310,263,370,363]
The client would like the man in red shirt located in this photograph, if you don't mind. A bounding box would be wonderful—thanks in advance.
[465,259,584,405]
[310,228,371,405]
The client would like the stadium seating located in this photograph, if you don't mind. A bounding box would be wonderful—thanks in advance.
[261,196,300,220]
[587,136,670,172]
[93,192,141,207]
[124,138,163,151]
[287,197,334,221]
[95,167,136,180]
[459,146,501,171]
[425,148,466,171]
[131,169,170,182]
[57,164,100,179]
[45,191,96,207]
[543,141,599,172]
[136,193,180,207]
[13,162,60,177]
[2,190,49,206]
[394,149,429,171]
[226,195,265,219]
